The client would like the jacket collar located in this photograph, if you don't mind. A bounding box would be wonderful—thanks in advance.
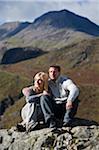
[49,75,62,84]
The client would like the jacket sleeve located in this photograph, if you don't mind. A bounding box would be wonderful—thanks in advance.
[22,86,43,103]
[22,87,33,97]
[63,79,79,102]
[26,93,43,103]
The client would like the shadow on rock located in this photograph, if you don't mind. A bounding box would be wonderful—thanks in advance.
[70,117,99,127]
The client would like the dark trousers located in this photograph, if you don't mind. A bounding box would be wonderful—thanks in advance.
[40,95,79,123]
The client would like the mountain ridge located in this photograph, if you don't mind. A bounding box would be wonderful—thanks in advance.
[0,21,30,40]
[0,9,99,43]
[33,9,99,34]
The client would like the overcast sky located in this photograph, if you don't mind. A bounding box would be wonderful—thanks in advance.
[0,0,99,25]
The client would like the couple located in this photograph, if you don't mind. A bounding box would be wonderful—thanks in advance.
[17,65,79,131]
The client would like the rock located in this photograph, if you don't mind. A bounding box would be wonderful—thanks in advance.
[0,124,99,150]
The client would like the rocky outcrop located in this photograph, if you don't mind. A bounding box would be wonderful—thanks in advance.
[0,119,99,150]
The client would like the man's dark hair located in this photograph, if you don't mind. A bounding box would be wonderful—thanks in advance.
[49,65,61,72]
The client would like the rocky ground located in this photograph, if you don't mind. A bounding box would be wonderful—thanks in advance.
[0,118,99,150]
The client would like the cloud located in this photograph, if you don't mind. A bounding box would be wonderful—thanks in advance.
[0,0,99,25]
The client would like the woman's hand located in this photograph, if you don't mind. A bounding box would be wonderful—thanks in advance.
[43,90,50,95]
[22,87,31,97]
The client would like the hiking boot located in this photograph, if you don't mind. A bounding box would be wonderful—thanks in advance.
[26,122,39,132]
[49,119,57,128]
[63,120,73,127]
[16,123,26,132]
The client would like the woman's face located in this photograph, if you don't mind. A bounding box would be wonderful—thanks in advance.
[34,78,44,89]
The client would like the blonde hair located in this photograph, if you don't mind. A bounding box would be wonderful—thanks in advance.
[34,72,48,91]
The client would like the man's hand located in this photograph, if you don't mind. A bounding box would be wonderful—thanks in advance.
[66,100,73,110]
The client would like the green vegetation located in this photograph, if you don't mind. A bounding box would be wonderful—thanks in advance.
[1,97,25,129]
[7,37,24,48]
[30,39,57,51]
[78,84,99,122]
[0,70,30,101]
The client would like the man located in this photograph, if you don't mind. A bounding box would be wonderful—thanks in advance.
[40,65,79,128]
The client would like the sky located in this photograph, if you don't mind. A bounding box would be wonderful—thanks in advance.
[0,0,99,25]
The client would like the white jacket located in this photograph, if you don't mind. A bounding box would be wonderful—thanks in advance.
[48,75,79,103]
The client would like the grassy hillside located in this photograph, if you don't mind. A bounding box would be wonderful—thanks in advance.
[0,37,99,128]
[0,97,25,129]
[78,84,99,122]
[0,71,31,128]
[0,70,30,101]
[1,37,99,78]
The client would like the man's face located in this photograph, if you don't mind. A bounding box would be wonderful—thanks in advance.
[49,67,60,81]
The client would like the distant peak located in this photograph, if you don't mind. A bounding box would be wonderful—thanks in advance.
[32,9,99,36]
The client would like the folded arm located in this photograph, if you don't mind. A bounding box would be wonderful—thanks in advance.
[63,79,79,109]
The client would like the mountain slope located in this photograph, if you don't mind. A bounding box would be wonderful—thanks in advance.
[1,37,99,77]
[0,21,30,40]
[0,70,30,101]
[0,37,99,127]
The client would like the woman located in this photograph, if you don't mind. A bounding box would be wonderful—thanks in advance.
[17,72,49,132]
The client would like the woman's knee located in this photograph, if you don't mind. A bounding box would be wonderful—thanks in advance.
[40,95,51,106]
[40,95,50,101]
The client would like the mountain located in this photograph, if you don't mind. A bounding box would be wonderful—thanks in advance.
[0,10,98,45]
[33,9,99,35]
[0,9,99,128]
[10,9,99,50]
[0,9,99,64]
[0,21,30,40]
